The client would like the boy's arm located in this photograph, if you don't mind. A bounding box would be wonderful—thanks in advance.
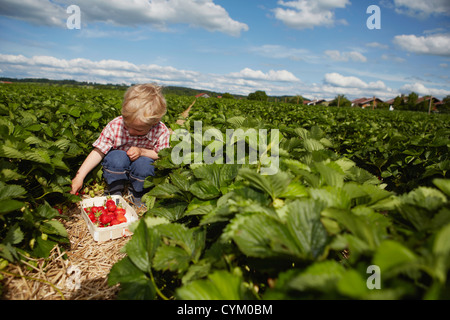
[70,148,105,194]
[127,147,159,161]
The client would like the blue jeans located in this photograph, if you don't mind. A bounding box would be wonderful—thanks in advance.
[102,150,155,196]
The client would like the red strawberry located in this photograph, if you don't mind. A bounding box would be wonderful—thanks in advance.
[106,197,115,206]
[115,207,126,215]
[91,206,100,214]
[99,213,113,225]
[107,203,117,212]
[116,212,127,224]
[89,213,97,223]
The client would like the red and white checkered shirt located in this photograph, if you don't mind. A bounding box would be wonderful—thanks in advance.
[93,116,170,155]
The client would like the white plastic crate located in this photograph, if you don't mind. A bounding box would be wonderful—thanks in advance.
[79,195,139,242]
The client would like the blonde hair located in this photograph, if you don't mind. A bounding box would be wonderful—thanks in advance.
[122,83,167,126]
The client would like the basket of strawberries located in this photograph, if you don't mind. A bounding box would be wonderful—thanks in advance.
[80,195,139,242]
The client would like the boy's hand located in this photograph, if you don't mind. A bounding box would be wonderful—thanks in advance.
[71,176,84,195]
[127,147,142,162]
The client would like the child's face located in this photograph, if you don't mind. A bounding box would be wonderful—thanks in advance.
[124,118,155,136]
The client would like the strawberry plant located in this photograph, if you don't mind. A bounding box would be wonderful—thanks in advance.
[1,83,449,299]
[109,120,450,300]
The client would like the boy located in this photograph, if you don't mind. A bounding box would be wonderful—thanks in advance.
[70,83,170,207]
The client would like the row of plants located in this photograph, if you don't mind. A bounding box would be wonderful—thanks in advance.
[183,97,450,193]
[0,83,449,299]
[109,117,450,299]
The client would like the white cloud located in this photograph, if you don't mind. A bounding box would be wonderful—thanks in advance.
[393,33,450,57]
[229,68,300,82]
[249,45,309,61]
[0,0,249,36]
[0,0,66,27]
[273,0,350,30]
[393,0,450,17]
[0,54,300,95]
[0,54,198,83]
[325,50,367,62]
[319,72,398,100]
[400,82,450,97]
[366,42,389,50]
[324,72,368,88]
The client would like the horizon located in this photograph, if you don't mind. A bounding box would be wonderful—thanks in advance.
[0,1,449,101]
[0,76,446,104]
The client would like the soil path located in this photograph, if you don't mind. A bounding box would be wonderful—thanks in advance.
[175,98,196,127]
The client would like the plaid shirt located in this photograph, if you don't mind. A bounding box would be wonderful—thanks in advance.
[93,116,171,155]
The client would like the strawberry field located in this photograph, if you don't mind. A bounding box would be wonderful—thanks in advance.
[1,82,450,300]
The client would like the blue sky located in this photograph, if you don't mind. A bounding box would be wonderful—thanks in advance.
[0,0,449,100]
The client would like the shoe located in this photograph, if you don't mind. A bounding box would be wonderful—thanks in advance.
[105,180,125,196]
[127,190,147,209]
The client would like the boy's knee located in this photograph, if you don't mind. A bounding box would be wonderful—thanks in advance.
[103,150,131,170]
[131,157,155,178]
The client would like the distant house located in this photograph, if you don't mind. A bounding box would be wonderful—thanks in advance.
[385,95,442,112]
[351,97,383,108]
[306,99,326,106]
[417,96,442,112]
[416,96,441,105]
[195,93,210,98]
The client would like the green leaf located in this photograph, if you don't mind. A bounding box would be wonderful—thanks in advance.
[285,199,328,259]
[373,240,417,273]
[337,269,370,299]
[170,170,193,192]
[155,224,205,259]
[313,161,345,188]
[309,186,351,209]
[39,220,68,238]
[238,168,291,200]
[433,179,450,197]
[433,223,450,256]
[288,260,345,292]
[3,224,24,245]
[191,163,239,190]
[149,202,188,221]
[189,181,221,200]
[304,138,324,152]
[322,207,387,250]
[125,220,160,273]
[68,107,81,117]
[225,213,300,258]
[35,202,58,220]
[185,197,216,216]
[148,183,182,199]
[152,246,191,273]
[108,257,156,300]
[176,270,245,300]
[0,145,23,160]
[32,236,56,258]
[0,199,25,214]
[0,243,18,262]
[278,181,308,199]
